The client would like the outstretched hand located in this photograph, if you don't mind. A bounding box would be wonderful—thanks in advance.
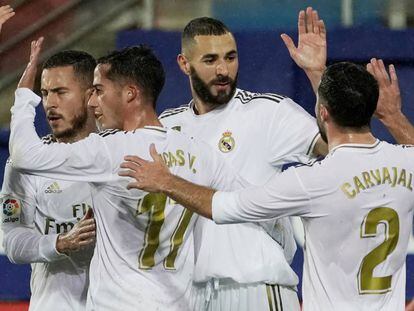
[0,5,15,34]
[17,37,44,89]
[119,144,171,193]
[281,7,327,72]
[366,58,401,120]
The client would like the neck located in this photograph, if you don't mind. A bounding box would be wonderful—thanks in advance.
[56,123,96,143]
[123,101,162,131]
[192,91,226,115]
[193,99,215,115]
[326,125,377,151]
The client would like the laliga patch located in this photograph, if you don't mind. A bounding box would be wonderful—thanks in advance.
[218,130,235,153]
[2,197,21,224]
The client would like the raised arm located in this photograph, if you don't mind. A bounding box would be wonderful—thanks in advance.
[281,6,327,94]
[280,7,328,156]
[367,58,414,144]
[9,39,116,182]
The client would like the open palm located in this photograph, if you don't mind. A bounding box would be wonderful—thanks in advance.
[281,7,326,72]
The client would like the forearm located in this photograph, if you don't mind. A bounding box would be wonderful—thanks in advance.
[9,88,44,169]
[3,226,65,264]
[379,111,414,144]
[304,68,325,95]
[161,174,215,219]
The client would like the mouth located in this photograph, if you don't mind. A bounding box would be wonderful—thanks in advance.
[47,115,62,126]
[213,82,230,91]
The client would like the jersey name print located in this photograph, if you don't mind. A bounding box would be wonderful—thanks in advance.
[213,141,414,311]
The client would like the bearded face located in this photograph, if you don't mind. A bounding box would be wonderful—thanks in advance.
[190,65,237,108]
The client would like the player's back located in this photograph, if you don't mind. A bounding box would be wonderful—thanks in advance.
[296,141,414,310]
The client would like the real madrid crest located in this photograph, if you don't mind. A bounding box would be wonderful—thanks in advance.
[218,130,235,153]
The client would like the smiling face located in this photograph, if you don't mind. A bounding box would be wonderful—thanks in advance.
[183,33,238,108]
[41,66,90,141]
[88,64,125,130]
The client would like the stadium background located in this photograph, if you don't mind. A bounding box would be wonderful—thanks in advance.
[0,0,414,309]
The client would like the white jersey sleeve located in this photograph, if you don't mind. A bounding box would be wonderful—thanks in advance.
[267,97,320,166]
[9,88,118,182]
[212,166,313,224]
[1,161,66,263]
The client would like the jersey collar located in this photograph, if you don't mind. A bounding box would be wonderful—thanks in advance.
[329,139,381,155]
[143,126,167,133]
[188,88,241,119]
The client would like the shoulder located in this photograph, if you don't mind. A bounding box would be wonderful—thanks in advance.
[97,128,122,137]
[159,104,189,121]
[233,89,287,106]
[395,143,414,150]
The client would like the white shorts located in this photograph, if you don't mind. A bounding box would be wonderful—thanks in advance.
[190,280,300,311]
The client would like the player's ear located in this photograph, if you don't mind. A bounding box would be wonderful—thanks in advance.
[124,85,139,103]
[320,104,329,122]
[177,54,191,76]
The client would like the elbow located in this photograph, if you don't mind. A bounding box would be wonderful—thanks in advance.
[2,232,28,264]
[9,148,33,171]
[3,238,20,264]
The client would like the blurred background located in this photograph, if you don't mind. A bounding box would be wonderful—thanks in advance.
[0,0,414,309]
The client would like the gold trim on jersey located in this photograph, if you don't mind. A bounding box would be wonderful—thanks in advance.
[358,207,399,294]
[341,166,413,198]
[266,284,283,311]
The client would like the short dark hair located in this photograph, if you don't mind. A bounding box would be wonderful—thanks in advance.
[182,17,230,49]
[318,62,379,128]
[97,45,165,107]
[42,50,96,88]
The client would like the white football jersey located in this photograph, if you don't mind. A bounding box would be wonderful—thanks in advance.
[1,138,93,311]
[213,141,414,311]
[9,88,241,311]
[160,88,319,285]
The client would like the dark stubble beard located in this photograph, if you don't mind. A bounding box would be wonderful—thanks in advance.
[53,104,89,141]
[190,66,237,109]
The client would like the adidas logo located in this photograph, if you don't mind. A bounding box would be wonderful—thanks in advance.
[45,182,62,194]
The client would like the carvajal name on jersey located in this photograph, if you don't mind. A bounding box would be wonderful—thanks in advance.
[161,149,197,174]
[341,167,413,198]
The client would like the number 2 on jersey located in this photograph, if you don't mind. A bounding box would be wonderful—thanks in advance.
[358,207,399,294]
[137,193,193,270]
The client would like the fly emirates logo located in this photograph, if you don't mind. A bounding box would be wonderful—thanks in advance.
[44,203,92,234]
